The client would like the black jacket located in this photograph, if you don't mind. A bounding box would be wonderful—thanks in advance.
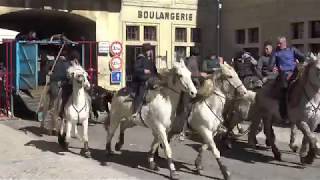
[133,54,158,82]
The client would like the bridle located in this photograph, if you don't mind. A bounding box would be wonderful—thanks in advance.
[303,76,320,115]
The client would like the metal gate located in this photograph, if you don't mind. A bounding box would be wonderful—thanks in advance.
[0,40,14,119]
[16,41,38,90]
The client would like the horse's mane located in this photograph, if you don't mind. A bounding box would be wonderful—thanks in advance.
[289,60,318,107]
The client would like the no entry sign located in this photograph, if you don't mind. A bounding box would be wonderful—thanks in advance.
[110,41,123,56]
[110,56,123,71]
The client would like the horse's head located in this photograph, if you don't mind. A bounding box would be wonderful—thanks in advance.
[68,65,91,90]
[172,58,197,97]
[213,62,247,97]
[305,55,320,87]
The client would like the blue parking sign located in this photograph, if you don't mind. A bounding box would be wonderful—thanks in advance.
[111,71,121,84]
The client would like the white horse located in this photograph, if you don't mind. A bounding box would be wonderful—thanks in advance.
[105,60,197,180]
[57,64,91,158]
[113,63,247,180]
[185,62,247,180]
[248,53,320,164]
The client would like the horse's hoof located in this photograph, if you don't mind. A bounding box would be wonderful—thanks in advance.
[149,161,160,171]
[304,148,316,164]
[84,151,91,158]
[289,145,299,153]
[223,170,231,180]
[58,133,66,146]
[63,142,69,150]
[300,156,307,165]
[115,142,123,151]
[105,150,114,157]
[196,169,204,175]
[170,171,179,180]
[220,165,231,180]
[274,153,282,161]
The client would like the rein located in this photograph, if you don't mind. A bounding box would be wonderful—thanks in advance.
[71,97,88,125]
[303,79,320,115]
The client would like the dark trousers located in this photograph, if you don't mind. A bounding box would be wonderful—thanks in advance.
[133,82,147,113]
[60,82,73,117]
[278,71,293,120]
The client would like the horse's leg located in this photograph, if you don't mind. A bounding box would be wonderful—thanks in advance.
[115,120,135,151]
[297,121,318,164]
[63,120,72,150]
[58,118,66,147]
[148,135,160,171]
[300,135,309,163]
[289,124,299,153]
[263,115,281,161]
[248,113,262,147]
[157,126,179,180]
[199,128,230,180]
[81,119,91,158]
[105,114,121,156]
[195,144,208,175]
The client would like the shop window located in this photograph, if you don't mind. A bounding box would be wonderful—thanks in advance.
[292,44,304,53]
[144,26,157,41]
[248,28,259,43]
[191,28,201,43]
[309,43,320,54]
[174,46,186,61]
[236,29,245,44]
[175,28,187,42]
[310,21,320,38]
[126,26,140,41]
[291,22,304,39]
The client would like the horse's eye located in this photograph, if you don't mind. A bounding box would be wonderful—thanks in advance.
[178,74,183,78]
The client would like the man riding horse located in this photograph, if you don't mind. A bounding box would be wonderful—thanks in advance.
[130,43,158,121]
[233,51,262,90]
[49,50,80,118]
[269,36,305,122]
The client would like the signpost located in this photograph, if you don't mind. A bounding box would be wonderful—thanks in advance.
[109,56,123,71]
[109,41,123,85]
[111,71,122,84]
[110,41,123,56]
[98,41,110,55]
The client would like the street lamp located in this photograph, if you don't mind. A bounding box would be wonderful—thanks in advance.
[217,0,222,57]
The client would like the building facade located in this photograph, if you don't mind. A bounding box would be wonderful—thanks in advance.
[0,0,217,90]
[222,0,320,60]
[119,0,217,86]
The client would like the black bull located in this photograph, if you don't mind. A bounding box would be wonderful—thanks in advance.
[88,85,114,120]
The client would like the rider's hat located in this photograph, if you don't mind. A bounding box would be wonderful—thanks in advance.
[142,43,152,52]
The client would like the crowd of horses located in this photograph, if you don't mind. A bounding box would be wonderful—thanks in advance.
[41,53,320,180]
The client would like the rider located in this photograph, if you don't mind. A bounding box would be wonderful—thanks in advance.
[130,43,158,120]
[233,51,262,89]
[202,54,222,74]
[57,50,80,118]
[257,42,278,83]
[269,36,305,122]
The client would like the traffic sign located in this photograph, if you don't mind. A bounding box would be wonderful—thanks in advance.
[98,41,110,55]
[110,56,123,71]
[110,41,123,56]
[111,71,122,84]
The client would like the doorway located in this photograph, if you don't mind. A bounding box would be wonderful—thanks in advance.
[125,45,156,86]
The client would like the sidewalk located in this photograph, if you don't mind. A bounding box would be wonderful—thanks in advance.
[0,123,137,180]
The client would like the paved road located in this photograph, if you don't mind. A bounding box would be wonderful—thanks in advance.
[1,118,320,180]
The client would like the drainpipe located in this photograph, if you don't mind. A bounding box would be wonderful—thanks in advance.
[217,0,222,57]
